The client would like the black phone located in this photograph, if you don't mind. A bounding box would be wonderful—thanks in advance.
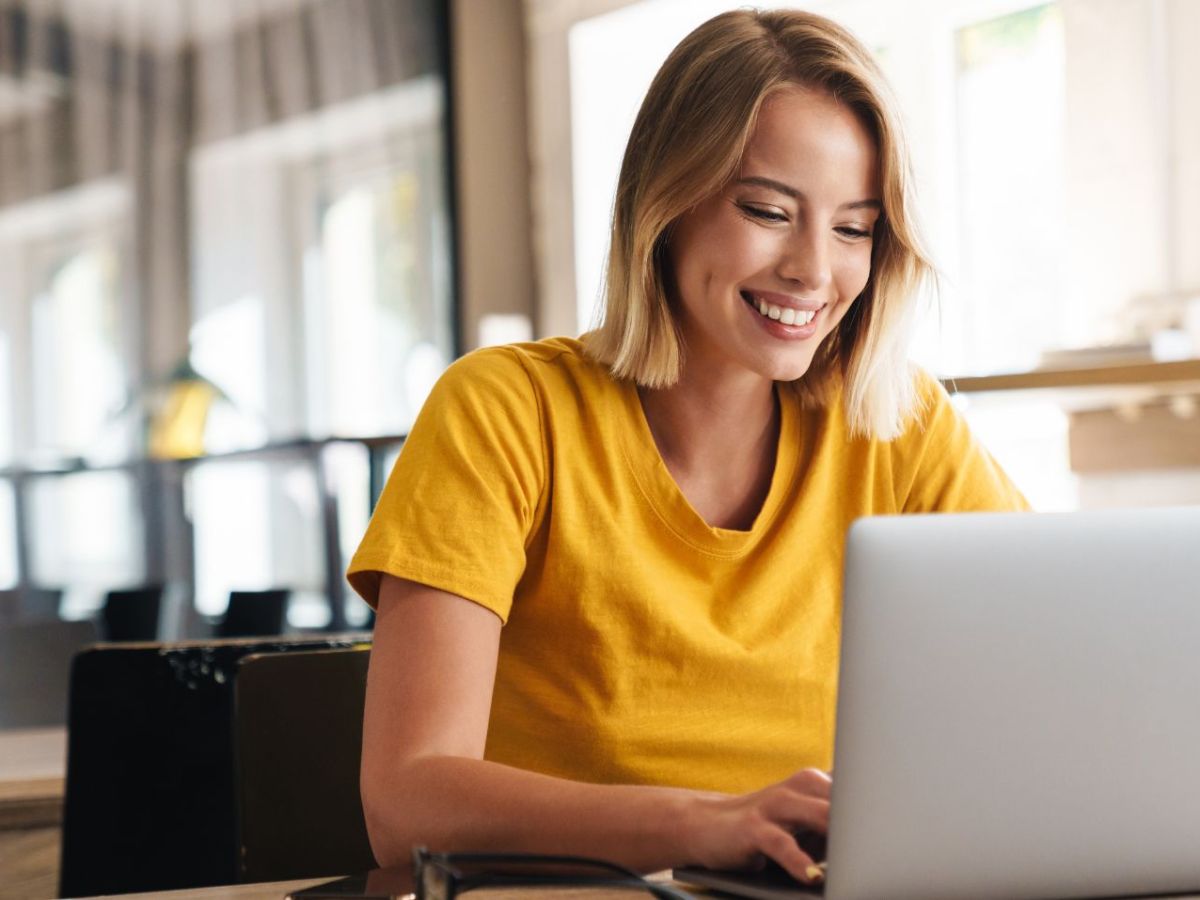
[286,867,414,899]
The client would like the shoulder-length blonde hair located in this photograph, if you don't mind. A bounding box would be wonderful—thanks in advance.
[582,8,934,440]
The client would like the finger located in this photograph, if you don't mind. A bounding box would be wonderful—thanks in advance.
[761,790,830,834]
[784,767,832,799]
[754,823,824,885]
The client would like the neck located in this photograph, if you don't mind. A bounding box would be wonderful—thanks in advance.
[638,366,779,474]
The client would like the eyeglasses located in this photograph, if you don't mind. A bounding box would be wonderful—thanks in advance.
[411,846,696,899]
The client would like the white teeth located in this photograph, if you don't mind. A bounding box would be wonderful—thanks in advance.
[746,292,819,325]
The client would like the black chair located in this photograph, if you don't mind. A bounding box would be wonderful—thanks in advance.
[100,585,164,642]
[0,586,63,624]
[58,636,371,897]
[216,588,290,638]
[0,618,98,728]
[233,647,376,882]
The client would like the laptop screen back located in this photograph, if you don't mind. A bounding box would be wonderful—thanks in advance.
[828,508,1200,900]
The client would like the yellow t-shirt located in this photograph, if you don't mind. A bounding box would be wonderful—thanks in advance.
[348,336,1027,794]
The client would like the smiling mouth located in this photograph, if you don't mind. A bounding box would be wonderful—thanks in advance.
[740,291,823,326]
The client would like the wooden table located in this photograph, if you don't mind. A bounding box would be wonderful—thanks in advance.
[0,727,66,827]
[79,878,330,899]
[0,726,67,899]
[77,875,1200,900]
[90,878,672,898]
[74,866,687,898]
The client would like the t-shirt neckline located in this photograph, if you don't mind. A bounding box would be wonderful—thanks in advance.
[618,377,799,557]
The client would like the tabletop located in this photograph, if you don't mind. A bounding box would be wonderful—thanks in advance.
[0,726,67,829]
[77,878,328,899]
[75,874,1200,900]
[81,876,680,899]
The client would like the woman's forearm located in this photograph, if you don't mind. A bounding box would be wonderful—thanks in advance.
[364,754,715,872]
[358,582,829,882]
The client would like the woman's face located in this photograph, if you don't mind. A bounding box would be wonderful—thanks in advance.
[668,85,881,385]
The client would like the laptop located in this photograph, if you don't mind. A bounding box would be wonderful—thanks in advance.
[676,507,1200,900]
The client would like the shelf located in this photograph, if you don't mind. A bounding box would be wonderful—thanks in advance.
[941,359,1200,410]
[943,359,1200,392]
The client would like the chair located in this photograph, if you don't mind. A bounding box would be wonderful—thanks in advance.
[58,635,371,897]
[0,586,63,624]
[0,618,98,728]
[23,586,64,620]
[99,584,164,641]
[215,588,290,638]
[233,647,376,882]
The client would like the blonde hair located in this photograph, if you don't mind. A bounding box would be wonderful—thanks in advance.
[582,9,934,440]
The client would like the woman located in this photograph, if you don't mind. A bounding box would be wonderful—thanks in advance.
[350,8,1026,887]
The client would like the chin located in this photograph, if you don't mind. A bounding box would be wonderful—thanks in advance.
[775,362,818,383]
[770,339,825,377]
[754,352,818,383]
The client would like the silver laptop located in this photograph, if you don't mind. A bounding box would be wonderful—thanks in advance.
[676,507,1200,900]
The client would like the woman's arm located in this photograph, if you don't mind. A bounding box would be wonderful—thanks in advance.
[360,574,831,882]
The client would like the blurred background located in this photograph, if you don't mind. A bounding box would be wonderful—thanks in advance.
[1,0,1198,641]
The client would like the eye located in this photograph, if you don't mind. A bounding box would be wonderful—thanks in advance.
[739,203,788,224]
[836,225,873,240]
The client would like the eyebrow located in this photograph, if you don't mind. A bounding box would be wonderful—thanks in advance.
[736,176,882,212]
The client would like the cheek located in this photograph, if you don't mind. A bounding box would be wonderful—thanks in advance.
[675,218,767,298]
[822,254,872,333]
[699,230,784,302]
[834,250,873,304]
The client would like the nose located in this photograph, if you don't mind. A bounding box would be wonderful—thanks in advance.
[777,226,832,291]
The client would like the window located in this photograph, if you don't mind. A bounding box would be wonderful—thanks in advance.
[298,142,452,438]
[190,77,452,443]
[26,234,142,614]
[187,77,453,628]
[30,239,129,457]
[29,470,143,618]
[955,4,1066,374]
[188,295,270,452]
[0,179,140,609]
[189,461,284,619]
[568,0,736,331]
[0,177,134,467]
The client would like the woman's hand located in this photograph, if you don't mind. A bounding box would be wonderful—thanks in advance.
[681,768,832,885]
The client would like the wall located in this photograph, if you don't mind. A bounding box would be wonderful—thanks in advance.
[451,0,537,348]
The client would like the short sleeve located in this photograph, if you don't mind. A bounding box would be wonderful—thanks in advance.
[892,369,1031,514]
[346,346,546,622]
